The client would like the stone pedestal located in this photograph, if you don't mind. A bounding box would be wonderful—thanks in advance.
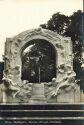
[29,83,46,104]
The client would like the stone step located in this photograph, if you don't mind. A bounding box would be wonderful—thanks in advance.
[0,103,84,110]
[0,110,84,117]
[0,119,84,125]
[0,104,84,124]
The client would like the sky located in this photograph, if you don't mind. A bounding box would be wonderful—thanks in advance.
[0,0,83,61]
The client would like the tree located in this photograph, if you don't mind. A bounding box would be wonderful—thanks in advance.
[21,39,56,83]
[40,12,69,35]
[64,10,82,80]
[0,62,4,83]
[40,10,82,82]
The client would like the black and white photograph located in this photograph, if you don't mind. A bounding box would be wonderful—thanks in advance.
[0,0,83,124]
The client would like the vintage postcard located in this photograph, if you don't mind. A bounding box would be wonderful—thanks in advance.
[0,0,83,124]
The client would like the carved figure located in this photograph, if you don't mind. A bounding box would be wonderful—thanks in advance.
[3,77,20,98]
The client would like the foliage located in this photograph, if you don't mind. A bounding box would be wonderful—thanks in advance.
[40,10,82,81]
[22,39,56,83]
[41,12,69,35]
[64,10,82,79]
[0,62,4,83]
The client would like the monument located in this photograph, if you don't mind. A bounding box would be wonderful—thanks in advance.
[2,28,80,103]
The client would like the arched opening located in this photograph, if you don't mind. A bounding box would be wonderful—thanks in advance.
[21,39,56,83]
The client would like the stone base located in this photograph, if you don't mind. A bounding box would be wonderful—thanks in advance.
[29,83,47,104]
[56,85,80,103]
[29,96,46,104]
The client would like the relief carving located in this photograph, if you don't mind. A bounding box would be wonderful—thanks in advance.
[2,28,80,103]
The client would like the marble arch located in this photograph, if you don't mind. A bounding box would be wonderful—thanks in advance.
[3,28,80,103]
